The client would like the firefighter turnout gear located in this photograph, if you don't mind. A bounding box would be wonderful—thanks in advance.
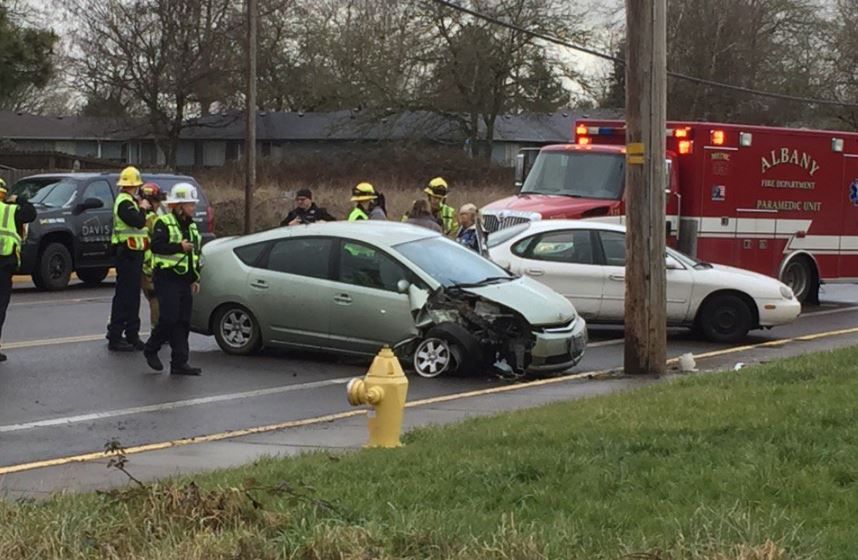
[107,171,150,351]
[142,186,165,327]
[346,346,409,448]
[144,203,202,375]
[0,195,36,361]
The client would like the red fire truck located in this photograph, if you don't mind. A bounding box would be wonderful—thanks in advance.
[481,119,858,303]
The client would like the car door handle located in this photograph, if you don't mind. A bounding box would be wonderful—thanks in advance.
[525,268,545,276]
[250,279,268,289]
[334,293,352,304]
[608,274,625,281]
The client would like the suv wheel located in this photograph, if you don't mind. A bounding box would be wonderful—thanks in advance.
[76,267,109,286]
[32,243,72,291]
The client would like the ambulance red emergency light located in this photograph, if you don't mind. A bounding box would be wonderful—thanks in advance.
[480,120,858,303]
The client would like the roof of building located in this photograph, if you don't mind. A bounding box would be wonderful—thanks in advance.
[0,108,622,144]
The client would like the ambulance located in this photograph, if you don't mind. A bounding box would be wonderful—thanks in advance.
[481,120,858,303]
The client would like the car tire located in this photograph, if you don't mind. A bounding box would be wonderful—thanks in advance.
[413,323,480,378]
[76,267,109,286]
[213,304,262,355]
[698,294,753,343]
[32,243,72,291]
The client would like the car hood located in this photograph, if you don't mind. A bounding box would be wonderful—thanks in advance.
[482,194,617,218]
[695,262,789,297]
[463,277,577,326]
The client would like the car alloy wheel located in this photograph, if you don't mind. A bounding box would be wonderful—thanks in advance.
[220,309,254,349]
[413,337,453,378]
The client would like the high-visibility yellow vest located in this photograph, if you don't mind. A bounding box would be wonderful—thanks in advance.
[142,208,165,277]
[437,203,457,236]
[0,202,21,266]
[151,212,201,280]
[111,191,148,250]
[349,207,369,221]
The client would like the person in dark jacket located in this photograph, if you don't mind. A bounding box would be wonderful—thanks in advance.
[106,166,151,352]
[143,182,202,376]
[456,203,479,252]
[405,199,442,233]
[280,188,336,226]
[0,179,36,362]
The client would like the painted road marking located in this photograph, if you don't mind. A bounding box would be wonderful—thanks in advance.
[12,270,116,285]
[3,323,858,475]
[0,378,353,434]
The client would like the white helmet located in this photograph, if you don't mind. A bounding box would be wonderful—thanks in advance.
[167,182,199,204]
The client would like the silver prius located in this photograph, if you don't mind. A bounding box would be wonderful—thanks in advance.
[191,221,587,378]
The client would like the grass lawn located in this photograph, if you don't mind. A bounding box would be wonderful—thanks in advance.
[3,347,858,559]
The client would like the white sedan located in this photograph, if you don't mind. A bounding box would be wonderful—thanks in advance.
[488,220,801,342]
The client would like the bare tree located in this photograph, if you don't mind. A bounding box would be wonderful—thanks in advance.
[68,0,241,167]
[821,0,858,130]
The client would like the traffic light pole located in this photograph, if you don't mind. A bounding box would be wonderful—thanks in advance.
[624,0,667,375]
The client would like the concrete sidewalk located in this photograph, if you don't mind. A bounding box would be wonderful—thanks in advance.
[0,374,651,500]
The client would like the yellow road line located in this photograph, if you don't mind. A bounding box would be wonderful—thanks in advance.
[3,324,858,476]
[3,332,149,350]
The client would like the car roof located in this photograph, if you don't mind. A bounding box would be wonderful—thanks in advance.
[224,220,442,247]
[516,219,627,234]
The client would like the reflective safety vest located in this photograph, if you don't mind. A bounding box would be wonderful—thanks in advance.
[151,212,201,280]
[142,208,165,277]
[349,207,369,221]
[111,191,148,250]
[0,202,21,266]
[437,203,457,236]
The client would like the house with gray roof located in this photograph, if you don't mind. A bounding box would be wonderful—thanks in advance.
[0,108,620,169]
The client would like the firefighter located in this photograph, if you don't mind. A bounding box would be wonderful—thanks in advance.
[106,166,151,352]
[424,177,457,236]
[140,182,166,327]
[0,179,36,362]
[143,182,202,376]
[349,183,378,222]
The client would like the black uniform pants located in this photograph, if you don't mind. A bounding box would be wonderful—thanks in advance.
[107,247,144,343]
[145,270,192,367]
[0,266,12,344]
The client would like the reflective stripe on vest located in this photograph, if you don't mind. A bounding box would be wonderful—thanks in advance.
[151,213,201,279]
[348,207,369,221]
[0,202,21,265]
[141,210,163,277]
[112,191,148,250]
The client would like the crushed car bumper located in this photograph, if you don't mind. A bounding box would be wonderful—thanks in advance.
[527,315,588,374]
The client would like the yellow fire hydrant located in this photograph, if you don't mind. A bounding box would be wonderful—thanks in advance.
[346,346,409,448]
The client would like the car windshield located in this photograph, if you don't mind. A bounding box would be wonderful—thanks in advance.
[394,237,513,288]
[667,247,712,269]
[29,180,79,208]
[11,178,62,200]
[521,151,625,200]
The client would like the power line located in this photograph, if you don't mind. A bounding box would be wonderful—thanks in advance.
[427,0,858,110]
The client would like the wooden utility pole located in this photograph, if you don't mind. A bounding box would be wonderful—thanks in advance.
[624,0,667,375]
[244,0,258,235]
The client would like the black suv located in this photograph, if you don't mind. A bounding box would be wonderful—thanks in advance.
[10,173,216,291]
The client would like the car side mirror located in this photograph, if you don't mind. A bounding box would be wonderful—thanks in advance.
[397,279,411,294]
[74,197,103,215]
[666,255,682,270]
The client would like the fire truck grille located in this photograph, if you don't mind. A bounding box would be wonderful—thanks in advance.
[482,214,532,233]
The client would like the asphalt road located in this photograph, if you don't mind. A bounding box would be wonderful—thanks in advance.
[2,278,858,469]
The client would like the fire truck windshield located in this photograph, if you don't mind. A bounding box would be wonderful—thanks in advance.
[521,152,625,200]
